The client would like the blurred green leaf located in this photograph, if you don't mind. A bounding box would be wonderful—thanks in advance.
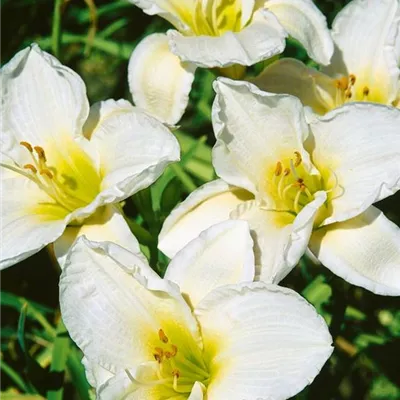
[46,321,70,400]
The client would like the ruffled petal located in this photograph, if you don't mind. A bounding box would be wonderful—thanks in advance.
[1,44,89,167]
[308,103,400,225]
[53,205,140,267]
[231,191,327,283]
[60,238,201,375]
[309,206,400,296]
[168,9,286,68]
[165,220,255,308]
[212,78,311,196]
[195,282,333,399]
[128,33,196,125]
[266,0,333,65]
[158,179,253,258]
[251,58,336,115]
[128,0,195,31]
[87,99,180,204]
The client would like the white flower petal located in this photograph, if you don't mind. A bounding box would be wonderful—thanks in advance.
[232,191,327,283]
[251,58,336,115]
[0,173,67,269]
[1,44,89,165]
[212,78,311,195]
[168,9,286,68]
[324,0,400,104]
[128,0,195,31]
[97,371,134,400]
[309,206,400,296]
[81,357,114,392]
[158,179,253,258]
[188,382,206,399]
[128,33,196,125]
[195,282,333,399]
[60,237,200,374]
[53,205,140,267]
[165,220,255,308]
[265,0,333,65]
[87,100,180,203]
[309,103,400,225]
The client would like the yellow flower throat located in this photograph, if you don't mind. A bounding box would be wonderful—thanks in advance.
[133,329,210,396]
[268,151,339,215]
[1,140,100,214]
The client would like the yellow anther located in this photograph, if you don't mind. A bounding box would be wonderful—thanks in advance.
[158,329,169,344]
[20,141,33,152]
[349,74,356,85]
[23,164,37,174]
[335,76,348,90]
[153,347,164,363]
[363,86,370,97]
[170,344,178,357]
[172,369,180,378]
[294,151,302,167]
[274,161,282,176]
[283,168,290,176]
[34,146,47,162]
[40,169,53,179]
[345,90,352,99]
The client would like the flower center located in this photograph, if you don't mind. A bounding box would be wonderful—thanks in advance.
[1,140,100,214]
[334,74,379,106]
[268,152,321,214]
[191,0,247,36]
[133,329,209,396]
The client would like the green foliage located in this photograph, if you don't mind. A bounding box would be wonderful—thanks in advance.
[1,0,399,399]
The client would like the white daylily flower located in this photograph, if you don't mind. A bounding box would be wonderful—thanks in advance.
[130,0,333,67]
[252,0,400,114]
[159,78,400,295]
[60,221,333,399]
[0,44,180,269]
[127,0,333,124]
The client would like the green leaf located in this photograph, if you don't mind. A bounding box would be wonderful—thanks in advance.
[17,304,50,394]
[2,292,55,338]
[160,177,183,216]
[46,320,70,400]
[66,347,92,400]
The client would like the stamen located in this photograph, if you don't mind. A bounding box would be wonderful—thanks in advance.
[363,86,370,98]
[170,344,178,357]
[349,74,356,85]
[289,160,299,179]
[20,141,33,152]
[40,168,53,179]
[24,164,37,174]
[294,188,304,214]
[278,169,290,198]
[282,183,294,200]
[274,161,282,176]
[172,369,180,391]
[158,329,169,344]
[335,76,348,90]
[34,146,47,162]
[345,89,352,99]
[294,151,302,167]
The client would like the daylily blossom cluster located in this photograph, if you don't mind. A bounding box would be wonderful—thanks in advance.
[2,0,400,398]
